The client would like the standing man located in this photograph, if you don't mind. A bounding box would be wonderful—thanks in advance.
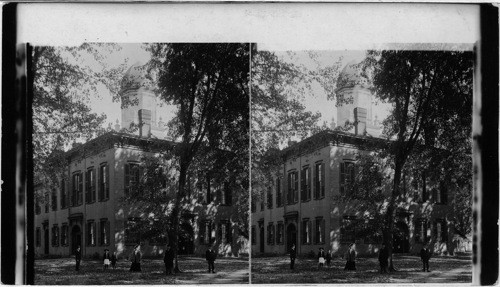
[289,244,297,270]
[378,243,389,273]
[163,244,175,275]
[75,245,82,271]
[205,246,216,273]
[420,245,432,272]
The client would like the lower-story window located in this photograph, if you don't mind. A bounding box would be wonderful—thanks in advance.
[314,217,325,244]
[267,223,275,245]
[87,221,96,246]
[36,228,41,247]
[61,224,68,246]
[340,216,357,243]
[302,219,312,244]
[276,222,284,245]
[52,225,59,246]
[434,219,448,243]
[414,218,428,244]
[199,220,214,245]
[251,226,256,245]
[218,220,232,244]
[100,219,110,246]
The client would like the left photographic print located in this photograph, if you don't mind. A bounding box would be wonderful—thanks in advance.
[32,43,250,284]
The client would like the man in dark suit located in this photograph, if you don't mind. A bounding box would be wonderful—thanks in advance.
[289,244,297,270]
[420,245,432,272]
[205,246,216,273]
[163,245,175,275]
[75,245,82,271]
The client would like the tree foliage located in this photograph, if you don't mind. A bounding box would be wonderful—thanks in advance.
[363,50,473,267]
[146,43,250,268]
[32,44,126,186]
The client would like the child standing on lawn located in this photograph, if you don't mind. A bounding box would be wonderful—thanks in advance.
[103,249,111,270]
[318,247,326,268]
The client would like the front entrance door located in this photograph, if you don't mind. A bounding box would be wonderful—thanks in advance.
[393,221,410,253]
[44,225,49,255]
[71,225,82,255]
[286,223,297,252]
[178,222,194,255]
[259,225,265,253]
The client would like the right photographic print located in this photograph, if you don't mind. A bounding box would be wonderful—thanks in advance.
[250,47,473,284]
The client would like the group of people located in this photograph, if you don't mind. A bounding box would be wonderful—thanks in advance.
[289,243,433,273]
[74,244,218,275]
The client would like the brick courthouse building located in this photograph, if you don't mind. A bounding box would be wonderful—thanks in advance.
[34,64,246,258]
[251,61,458,257]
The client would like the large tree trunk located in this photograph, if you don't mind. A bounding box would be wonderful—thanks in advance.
[387,155,404,271]
[173,151,191,273]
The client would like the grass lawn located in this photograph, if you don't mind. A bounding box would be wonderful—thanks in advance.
[35,255,249,285]
[251,253,472,284]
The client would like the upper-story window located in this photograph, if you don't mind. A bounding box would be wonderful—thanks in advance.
[86,168,96,203]
[72,172,83,206]
[433,182,448,204]
[314,162,325,199]
[276,177,282,207]
[51,189,57,211]
[219,181,232,205]
[60,179,67,209]
[340,162,355,195]
[301,166,311,202]
[45,193,50,213]
[267,187,273,209]
[99,164,110,200]
[287,171,298,205]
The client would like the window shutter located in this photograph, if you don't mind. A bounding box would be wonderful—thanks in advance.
[78,174,83,204]
[287,173,291,204]
[85,171,90,203]
[313,165,318,199]
[124,164,130,197]
[321,163,325,197]
[294,171,298,203]
[300,168,306,201]
[340,163,345,195]
[105,165,110,199]
[307,167,311,200]
[226,221,232,243]
[321,218,325,243]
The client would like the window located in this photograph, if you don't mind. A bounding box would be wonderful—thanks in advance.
[218,220,232,244]
[276,222,284,244]
[434,182,448,204]
[87,221,96,246]
[45,193,50,213]
[340,162,355,195]
[267,187,273,209]
[421,172,428,202]
[61,224,68,246]
[301,166,311,201]
[86,168,96,203]
[51,189,57,211]
[100,219,110,246]
[199,221,214,245]
[72,172,83,206]
[415,218,428,243]
[434,219,448,243]
[276,177,282,207]
[99,164,110,200]
[302,219,312,244]
[287,171,298,205]
[340,216,357,243]
[125,218,142,245]
[267,223,275,245]
[60,179,67,209]
[260,190,265,211]
[203,174,212,204]
[36,228,41,247]
[251,198,256,213]
[221,182,232,205]
[314,217,325,244]
[35,196,41,215]
[251,226,256,245]
[314,162,325,199]
[52,225,59,246]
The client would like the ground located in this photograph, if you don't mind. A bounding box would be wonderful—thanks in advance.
[35,256,249,285]
[251,253,472,284]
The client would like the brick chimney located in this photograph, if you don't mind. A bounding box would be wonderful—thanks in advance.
[138,109,152,137]
[354,107,367,136]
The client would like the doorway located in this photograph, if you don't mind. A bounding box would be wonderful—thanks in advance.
[71,225,82,255]
[178,222,194,255]
[393,221,410,253]
[286,223,297,252]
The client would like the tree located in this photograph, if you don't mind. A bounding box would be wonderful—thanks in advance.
[363,50,473,270]
[147,43,250,271]
[32,44,126,187]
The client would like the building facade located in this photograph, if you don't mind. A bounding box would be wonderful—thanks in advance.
[34,63,247,259]
[251,60,458,257]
